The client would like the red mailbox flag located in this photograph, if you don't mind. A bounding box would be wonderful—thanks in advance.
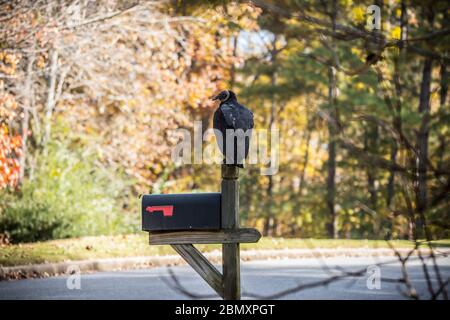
[146,205,174,217]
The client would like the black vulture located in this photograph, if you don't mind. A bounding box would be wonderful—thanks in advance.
[212,90,254,168]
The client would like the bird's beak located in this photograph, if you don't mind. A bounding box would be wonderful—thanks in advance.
[211,94,219,101]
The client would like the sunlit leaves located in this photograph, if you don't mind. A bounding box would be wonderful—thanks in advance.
[0,51,22,189]
[350,6,366,25]
[390,26,401,40]
[0,124,22,189]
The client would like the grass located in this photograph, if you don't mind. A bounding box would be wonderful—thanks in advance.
[1,233,449,267]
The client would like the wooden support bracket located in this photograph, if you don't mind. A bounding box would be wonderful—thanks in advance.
[171,244,224,298]
[150,227,260,298]
[147,165,257,300]
[149,228,261,245]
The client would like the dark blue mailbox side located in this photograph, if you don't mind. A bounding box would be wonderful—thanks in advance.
[141,193,221,231]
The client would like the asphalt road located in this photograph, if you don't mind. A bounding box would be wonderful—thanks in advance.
[1,255,449,300]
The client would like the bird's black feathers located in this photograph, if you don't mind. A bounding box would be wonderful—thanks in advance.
[213,90,254,168]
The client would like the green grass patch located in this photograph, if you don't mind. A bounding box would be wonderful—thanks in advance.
[1,234,448,267]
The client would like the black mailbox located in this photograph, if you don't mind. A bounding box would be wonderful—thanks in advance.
[142,193,221,231]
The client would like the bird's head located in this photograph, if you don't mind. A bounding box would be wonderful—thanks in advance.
[211,90,236,103]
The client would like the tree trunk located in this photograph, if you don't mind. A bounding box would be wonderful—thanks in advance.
[326,0,338,239]
[386,142,397,207]
[44,49,58,147]
[387,0,406,208]
[437,64,448,173]
[326,68,337,239]
[416,57,433,235]
[365,124,378,211]
[364,123,379,236]
[439,63,448,107]
[19,52,35,183]
[264,35,278,237]
[298,122,311,199]
[230,35,238,90]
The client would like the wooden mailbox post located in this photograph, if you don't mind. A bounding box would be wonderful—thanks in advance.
[221,164,241,299]
[143,165,261,300]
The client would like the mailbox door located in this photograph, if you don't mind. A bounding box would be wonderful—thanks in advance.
[142,193,221,231]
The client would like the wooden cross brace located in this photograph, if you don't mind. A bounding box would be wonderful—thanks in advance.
[147,165,261,300]
[149,228,260,299]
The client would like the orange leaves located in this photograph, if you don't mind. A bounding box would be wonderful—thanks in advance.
[0,124,22,189]
[0,59,22,189]
[36,55,46,69]
[0,91,18,123]
[0,52,21,76]
[0,1,261,192]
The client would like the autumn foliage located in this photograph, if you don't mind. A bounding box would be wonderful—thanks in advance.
[0,0,448,243]
[0,52,22,189]
[0,125,21,189]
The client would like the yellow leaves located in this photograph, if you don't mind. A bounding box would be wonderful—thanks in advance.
[430,90,441,113]
[4,53,19,65]
[351,47,364,61]
[339,0,353,7]
[50,168,61,177]
[351,47,361,56]
[203,2,261,34]
[0,51,21,75]
[390,26,401,40]
[151,163,163,176]
[1,123,8,135]
[128,99,138,108]
[355,82,365,90]
[36,55,46,69]
[304,212,313,223]
[223,2,261,31]
[286,17,300,27]
[351,6,366,24]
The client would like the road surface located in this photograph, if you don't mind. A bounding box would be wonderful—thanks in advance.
[1,255,449,299]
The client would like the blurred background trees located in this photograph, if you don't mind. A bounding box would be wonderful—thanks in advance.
[0,0,448,243]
